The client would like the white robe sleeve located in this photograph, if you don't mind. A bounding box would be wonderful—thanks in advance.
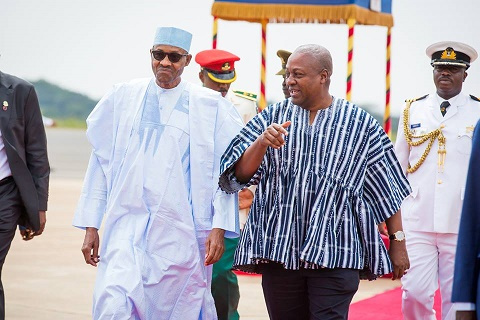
[72,152,107,229]
[72,86,116,230]
[211,97,245,238]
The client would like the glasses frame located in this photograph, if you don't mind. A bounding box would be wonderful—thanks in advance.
[151,50,189,63]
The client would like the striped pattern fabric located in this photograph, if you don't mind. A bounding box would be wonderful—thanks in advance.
[219,97,411,279]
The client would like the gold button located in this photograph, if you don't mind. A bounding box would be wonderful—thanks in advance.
[437,179,443,184]
[440,124,446,128]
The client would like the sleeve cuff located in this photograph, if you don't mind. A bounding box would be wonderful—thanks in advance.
[454,302,476,311]
[72,195,106,230]
[212,189,240,238]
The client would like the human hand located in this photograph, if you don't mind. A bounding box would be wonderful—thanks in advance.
[239,188,254,210]
[456,311,476,320]
[204,228,225,266]
[19,211,47,241]
[19,227,35,241]
[81,227,100,267]
[259,121,291,149]
[388,240,410,280]
[35,211,47,236]
[378,222,388,237]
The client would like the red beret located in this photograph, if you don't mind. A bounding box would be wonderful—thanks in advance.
[195,49,240,83]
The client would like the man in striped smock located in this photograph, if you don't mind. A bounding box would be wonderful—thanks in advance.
[219,44,412,320]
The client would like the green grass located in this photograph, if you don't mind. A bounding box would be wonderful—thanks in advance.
[52,118,87,129]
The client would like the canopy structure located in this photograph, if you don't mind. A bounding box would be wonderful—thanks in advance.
[211,0,394,136]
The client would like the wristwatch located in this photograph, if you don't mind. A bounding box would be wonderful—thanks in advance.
[389,230,406,242]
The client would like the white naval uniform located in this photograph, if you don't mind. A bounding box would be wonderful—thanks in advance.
[227,91,257,125]
[227,90,258,229]
[395,92,480,320]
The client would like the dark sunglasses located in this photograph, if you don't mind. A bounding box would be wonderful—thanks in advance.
[151,50,188,63]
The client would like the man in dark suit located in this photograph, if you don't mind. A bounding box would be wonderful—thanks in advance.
[452,118,480,320]
[0,71,50,319]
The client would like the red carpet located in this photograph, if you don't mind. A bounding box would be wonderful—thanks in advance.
[349,287,442,320]
[234,270,261,276]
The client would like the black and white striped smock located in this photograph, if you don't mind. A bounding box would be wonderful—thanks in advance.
[219,97,411,280]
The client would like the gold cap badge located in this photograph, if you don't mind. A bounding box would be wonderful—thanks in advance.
[221,62,231,71]
[440,47,457,60]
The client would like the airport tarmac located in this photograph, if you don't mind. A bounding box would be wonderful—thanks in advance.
[3,128,400,319]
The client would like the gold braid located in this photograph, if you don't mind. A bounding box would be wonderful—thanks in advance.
[403,100,445,173]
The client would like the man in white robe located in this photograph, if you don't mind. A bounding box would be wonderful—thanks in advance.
[72,27,244,320]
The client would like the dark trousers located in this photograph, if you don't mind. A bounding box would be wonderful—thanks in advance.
[260,263,360,320]
[0,177,23,320]
[212,237,240,320]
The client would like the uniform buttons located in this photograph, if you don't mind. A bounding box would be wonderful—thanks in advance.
[437,179,443,184]
[440,124,446,129]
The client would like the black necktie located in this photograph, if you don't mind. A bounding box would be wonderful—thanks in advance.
[440,101,450,116]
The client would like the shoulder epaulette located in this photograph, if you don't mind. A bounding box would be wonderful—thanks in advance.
[233,90,257,102]
[405,94,428,103]
[470,94,480,102]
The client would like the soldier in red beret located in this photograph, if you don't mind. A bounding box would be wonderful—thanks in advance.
[195,49,258,320]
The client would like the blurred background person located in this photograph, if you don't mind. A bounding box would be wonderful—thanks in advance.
[196,48,258,320]
[452,118,480,320]
[275,49,292,99]
[0,71,50,319]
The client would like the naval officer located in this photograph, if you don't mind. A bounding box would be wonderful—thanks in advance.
[395,41,480,320]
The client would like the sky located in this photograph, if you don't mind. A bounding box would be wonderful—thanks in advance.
[1,0,479,118]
